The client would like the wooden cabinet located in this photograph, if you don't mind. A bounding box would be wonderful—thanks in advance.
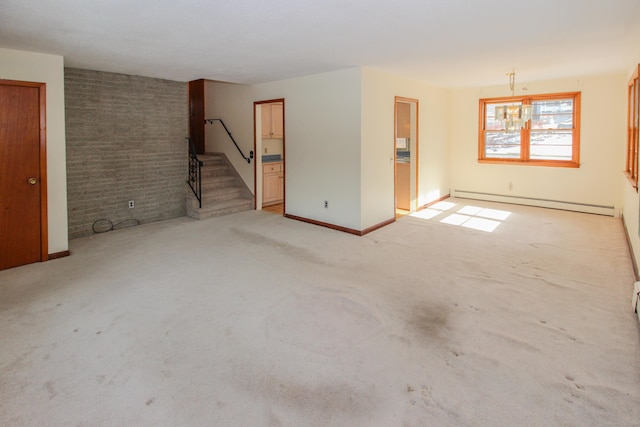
[396,101,411,139]
[261,103,283,139]
[396,162,410,210]
[262,162,283,206]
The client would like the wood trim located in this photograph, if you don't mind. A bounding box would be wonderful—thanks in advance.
[478,159,580,168]
[393,99,398,212]
[38,82,48,262]
[626,65,640,191]
[360,217,396,235]
[282,101,286,215]
[285,214,361,235]
[417,193,451,211]
[481,91,579,104]
[48,250,70,260]
[572,91,581,166]
[478,98,485,161]
[1,79,49,262]
[414,100,419,210]
[254,98,285,106]
[284,214,395,236]
[621,213,640,281]
[253,103,257,210]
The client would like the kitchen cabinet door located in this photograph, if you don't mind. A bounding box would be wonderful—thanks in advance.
[270,103,283,138]
[261,103,283,139]
[263,172,283,205]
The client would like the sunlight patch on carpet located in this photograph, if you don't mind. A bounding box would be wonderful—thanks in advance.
[409,203,511,233]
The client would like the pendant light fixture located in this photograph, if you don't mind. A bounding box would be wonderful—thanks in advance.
[495,70,532,132]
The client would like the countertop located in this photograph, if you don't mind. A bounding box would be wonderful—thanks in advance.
[262,155,282,163]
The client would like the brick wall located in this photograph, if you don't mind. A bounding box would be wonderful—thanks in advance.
[65,68,188,239]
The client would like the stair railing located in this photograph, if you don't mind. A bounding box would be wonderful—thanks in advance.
[204,118,254,164]
[187,137,203,208]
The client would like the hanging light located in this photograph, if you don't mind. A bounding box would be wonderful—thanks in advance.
[495,70,532,132]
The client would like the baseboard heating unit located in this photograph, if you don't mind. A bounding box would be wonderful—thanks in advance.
[451,190,617,217]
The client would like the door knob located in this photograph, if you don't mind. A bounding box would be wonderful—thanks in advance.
[28,177,37,185]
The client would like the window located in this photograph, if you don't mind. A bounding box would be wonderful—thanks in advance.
[625,65,640,190]
[479,92,581,167]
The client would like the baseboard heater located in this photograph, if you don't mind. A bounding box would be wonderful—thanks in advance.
[451,190,617,217]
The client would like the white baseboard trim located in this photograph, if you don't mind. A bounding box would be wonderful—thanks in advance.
[451,190,617,217]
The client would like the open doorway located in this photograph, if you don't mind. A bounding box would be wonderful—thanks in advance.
[254,99,285,214]
[394,97,418,218]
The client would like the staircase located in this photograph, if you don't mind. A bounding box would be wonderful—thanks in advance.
[187,153,254,220]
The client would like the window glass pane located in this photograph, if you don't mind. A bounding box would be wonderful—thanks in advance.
[484,131,521,158]
[531,99,573,130]
[485,104,501,130]
[486,102,521,130]
[530,130,573,161]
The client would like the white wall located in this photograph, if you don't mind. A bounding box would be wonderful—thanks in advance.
[450,74,627,214]
[206,67,452,232]
[360,68,450,229]
[0,48,68,254]
[622,60,640,278]
[252,68,363,230]
[206,69,363,229]
[204,81,255,189]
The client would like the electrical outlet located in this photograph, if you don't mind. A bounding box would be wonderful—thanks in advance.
[128,200,135,208]
[264,147,268,153]
[324,200,328,208]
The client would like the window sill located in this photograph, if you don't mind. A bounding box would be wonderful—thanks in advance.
[478,159,580,168]
[624,171,638,192]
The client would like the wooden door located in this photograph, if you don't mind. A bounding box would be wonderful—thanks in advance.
[188,79,205,154]
[394,97,418,214]
[0,80,47,270]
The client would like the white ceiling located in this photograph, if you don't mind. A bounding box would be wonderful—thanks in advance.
[1,0,639,87]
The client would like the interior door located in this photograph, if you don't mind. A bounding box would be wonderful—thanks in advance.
[394,97,418,214]
[0,80,47,270]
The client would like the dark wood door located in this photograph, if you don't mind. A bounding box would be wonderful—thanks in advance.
[0,81,47,270]
[189,79,205,154]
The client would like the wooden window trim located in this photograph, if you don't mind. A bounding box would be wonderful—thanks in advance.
[478,91,581,168]
[625,64,640,190]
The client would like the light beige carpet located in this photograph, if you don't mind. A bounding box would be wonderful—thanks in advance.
[1,198,639,426]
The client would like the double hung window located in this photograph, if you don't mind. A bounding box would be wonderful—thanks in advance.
[479,92,581,167]
[625,65,640,189]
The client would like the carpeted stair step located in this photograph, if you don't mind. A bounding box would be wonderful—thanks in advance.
[186,152,254,220]
[201,164,233,178]
[201,175,238,190]
[187,197,253,220]
[197,154,224,165]
[187,186,248,208]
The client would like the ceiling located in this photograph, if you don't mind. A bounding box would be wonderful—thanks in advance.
[1,0,639,88]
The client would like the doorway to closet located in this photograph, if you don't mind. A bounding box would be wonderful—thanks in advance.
[394,97,418,218]
[254,99,285,215]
